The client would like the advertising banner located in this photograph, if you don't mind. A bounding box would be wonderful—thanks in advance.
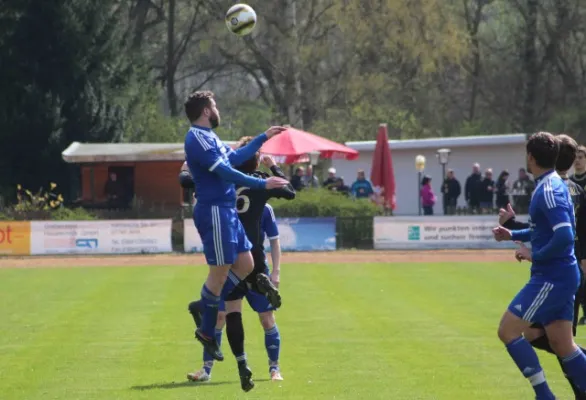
[374,216,519,250]
[30,220,173,255]
[184,217,336,253]
[0,221,31,255]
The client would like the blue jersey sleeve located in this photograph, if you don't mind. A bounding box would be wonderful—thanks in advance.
[227,133,268,166]
[186,131,266,189]
[262,205,279,239]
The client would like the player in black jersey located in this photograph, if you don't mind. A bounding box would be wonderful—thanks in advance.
[570,145,586,325]
[179,138,295,390]
[499,134,586,400]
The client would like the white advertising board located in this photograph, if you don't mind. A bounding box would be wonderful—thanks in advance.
[374,216,520,250]
[30,220,173,255]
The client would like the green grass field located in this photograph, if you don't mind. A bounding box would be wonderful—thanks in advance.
[0,261,582,400]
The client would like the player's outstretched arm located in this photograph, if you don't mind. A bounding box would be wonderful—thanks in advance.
[228,126,287,166]
[510,228,531,243]
[262,156,295,200]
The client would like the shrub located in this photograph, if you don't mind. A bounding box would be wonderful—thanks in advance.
[269,188,381,217]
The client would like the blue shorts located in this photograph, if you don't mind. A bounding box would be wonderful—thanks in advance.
[219,266,275,313]
[508,276,577,325]
[194,204,251,266]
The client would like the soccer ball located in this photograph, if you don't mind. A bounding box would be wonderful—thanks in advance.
[225,4,257,36]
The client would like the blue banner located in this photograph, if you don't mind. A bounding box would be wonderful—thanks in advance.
[265,217,336,251]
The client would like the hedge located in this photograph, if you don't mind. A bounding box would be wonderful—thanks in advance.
[270,189,381,249]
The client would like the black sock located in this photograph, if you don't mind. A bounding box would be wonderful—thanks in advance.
[529,335,555,354]
[226,312,246,365]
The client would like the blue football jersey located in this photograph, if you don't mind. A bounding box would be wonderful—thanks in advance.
[184,125,267,207]
[262,204,279,240]
[528,170,577,276]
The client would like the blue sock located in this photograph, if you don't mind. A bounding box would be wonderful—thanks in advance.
[562,348,586,393]
[506,337,555,399]
[220,270,241,299]
[200,285,220,338]
[265,325,281,370]
[203,329,223,374]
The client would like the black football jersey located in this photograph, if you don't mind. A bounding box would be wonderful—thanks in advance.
[236,165,295,253]
[570,172,586,190]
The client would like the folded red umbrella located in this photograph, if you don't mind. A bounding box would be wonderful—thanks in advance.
[260,127,359,164]
[370,124,396,210]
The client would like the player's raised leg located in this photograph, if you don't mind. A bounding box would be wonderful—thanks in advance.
[499,285,556,399]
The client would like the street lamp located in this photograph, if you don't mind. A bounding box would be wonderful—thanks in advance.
[436,148,451,215]
[415,155,426,216]
[308,151,320,188]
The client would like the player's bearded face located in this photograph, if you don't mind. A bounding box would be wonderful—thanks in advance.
[208,108,220,129]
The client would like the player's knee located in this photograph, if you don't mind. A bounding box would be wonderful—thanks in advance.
[547,335,575,357]
[259,312,275,330]
[497,323,517,344]
[206,266,230,293]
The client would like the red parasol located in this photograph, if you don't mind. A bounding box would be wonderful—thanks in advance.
[370,124,396,210]
[260,127,359,164]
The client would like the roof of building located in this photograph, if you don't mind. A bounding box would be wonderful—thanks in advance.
[345,133,527,151]
[62,134,527,163]
[62,141,235,163]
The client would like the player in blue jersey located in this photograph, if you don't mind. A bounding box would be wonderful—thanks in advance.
[493,131,586,399]
[186,204,285,384]
[499,134,586,400]
[183,90,289,362]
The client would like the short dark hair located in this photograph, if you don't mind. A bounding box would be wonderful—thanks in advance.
[184,90,214,122]
[421,176,431,186]
[235,136,260,173]
[555,134,578,171]
[526,131,559,169]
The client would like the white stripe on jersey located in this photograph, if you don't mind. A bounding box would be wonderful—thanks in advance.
[191,128,212,151]
[543,180,556,209]
[267,204,276,221]
[211,206,224,265]
[209,158,223,172]
[552,222,572,231]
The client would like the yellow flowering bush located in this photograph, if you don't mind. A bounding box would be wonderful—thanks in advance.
[15,183,64,211]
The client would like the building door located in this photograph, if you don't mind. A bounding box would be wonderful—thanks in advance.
[107,166,134,207]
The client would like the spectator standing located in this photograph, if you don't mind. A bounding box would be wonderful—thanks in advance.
[441,169,461,215]
[351,170,374,199]
[303,165,319,188]
[465,163,482,213]
[420,176,436,215]
[479,168,495,212]
[511,167,535,213]
[322,167,338,190]
[290,167,306,191]
[495,170,510,209]
[333,177,350,196]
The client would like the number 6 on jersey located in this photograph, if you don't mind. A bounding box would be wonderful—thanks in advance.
[236,187,251,213]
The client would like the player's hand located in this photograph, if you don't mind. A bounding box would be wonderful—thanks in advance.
[498,203,516,225]
[265,126,287,139]
[261,155,276,168]
[492,226,512,241]
[270,271,280,288]
[515,242,531,262]
[266,177,289,189]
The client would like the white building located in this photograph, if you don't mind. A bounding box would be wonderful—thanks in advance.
[332,134,528,216]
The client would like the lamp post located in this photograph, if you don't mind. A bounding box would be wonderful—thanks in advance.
[415,155,426,216]
[308,151,320,188]
[436,148,451,215]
